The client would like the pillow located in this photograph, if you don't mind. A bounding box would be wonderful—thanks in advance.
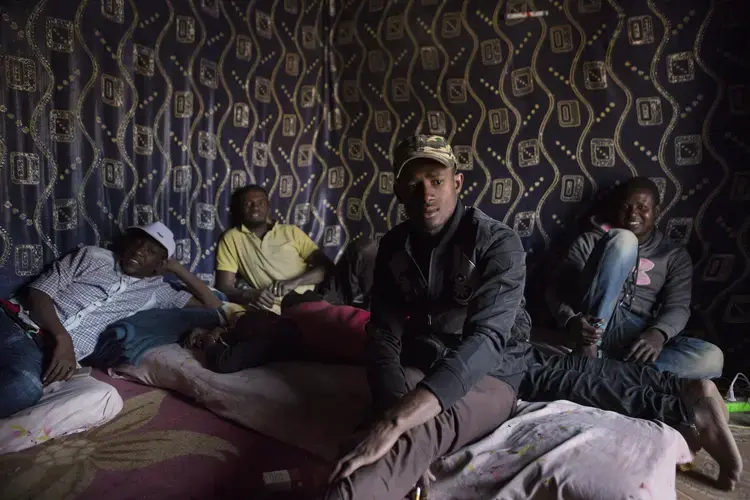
[0,372,123,455]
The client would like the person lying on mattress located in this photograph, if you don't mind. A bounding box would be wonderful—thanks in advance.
[0,222,222,418]
[184,290,368,373]
[214,185,333,315]
[322,134,742,500]
[546,176,723,379]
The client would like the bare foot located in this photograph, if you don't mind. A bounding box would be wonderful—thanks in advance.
[682,379,743,491]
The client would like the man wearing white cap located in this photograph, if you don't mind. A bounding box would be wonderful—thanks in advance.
[0,222,222,417]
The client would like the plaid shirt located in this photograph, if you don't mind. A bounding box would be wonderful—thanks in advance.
[23,246,193,360]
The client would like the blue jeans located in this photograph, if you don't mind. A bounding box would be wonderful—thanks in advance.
[0,310,45,417]
[578,228,724,379]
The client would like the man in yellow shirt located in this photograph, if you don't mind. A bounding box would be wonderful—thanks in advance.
[215,185,332,313]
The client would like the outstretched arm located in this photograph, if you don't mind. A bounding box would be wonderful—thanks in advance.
[625,249,693,364]
[24,247,101,385]
[25,288,77,385]
[650,248,692,340]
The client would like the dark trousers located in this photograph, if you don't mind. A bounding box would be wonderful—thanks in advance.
[521,352,691,429]
[204,292,353,373]
[203,319,304,373]
[322,373,517,500]
[324,351,693,500]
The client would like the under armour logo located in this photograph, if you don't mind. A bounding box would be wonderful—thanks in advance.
[635,258,654,286]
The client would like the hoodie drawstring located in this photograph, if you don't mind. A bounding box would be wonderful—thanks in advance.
[622,246,639,311]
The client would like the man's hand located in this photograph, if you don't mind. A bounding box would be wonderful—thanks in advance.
[185,327,211,349]
[567,314,604,346]
[328,387,441,484]
[415,468,436,499]
[43,334,77,386]
[624,328,665,364]
[156,258,182,275]
[270,279,297,298]
[328,418,402,483]
[245,287,276,309]
[185,327,226,349]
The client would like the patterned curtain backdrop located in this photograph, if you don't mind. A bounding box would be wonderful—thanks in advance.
[0,0,748,371]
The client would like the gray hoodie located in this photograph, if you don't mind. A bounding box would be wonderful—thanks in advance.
[547,217,693,339]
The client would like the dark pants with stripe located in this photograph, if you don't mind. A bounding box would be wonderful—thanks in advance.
[323,351,692,500]
[203,319,304,373]
[203,292,331,373]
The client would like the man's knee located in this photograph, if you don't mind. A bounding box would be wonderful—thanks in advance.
[320,479,354,500]
[0,368,44,418]
[693,342,724,379]
[605,228,639,254]
[659,338,725,379]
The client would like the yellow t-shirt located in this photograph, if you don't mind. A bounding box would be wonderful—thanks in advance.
[216,223,319,311]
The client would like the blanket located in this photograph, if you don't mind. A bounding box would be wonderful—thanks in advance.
[429,400,693,500]
[84,308,222,368]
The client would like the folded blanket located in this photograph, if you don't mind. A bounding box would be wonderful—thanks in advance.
[84,308,223,368]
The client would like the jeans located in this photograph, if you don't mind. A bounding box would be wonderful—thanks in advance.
[85,307,225,368]
[579,228,723,379]
[608,307,723,379]
[0,310,45,417]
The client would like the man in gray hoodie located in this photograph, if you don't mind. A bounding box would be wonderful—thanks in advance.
[547,177,723,379]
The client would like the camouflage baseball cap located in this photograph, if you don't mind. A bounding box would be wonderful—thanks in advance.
[393,134,457,180]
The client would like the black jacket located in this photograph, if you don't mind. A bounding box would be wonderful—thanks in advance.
[366,202,534,413]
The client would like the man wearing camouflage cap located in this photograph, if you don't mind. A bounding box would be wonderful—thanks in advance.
[323,135,741,498]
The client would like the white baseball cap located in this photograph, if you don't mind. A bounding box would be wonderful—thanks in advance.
[128,221,176,257]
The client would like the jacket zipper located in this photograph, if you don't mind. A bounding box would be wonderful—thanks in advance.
[407,250,433,326]
[427,249,435,326]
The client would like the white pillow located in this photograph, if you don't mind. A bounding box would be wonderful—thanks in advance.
[430,400,692,500]
[0,373,123,455]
